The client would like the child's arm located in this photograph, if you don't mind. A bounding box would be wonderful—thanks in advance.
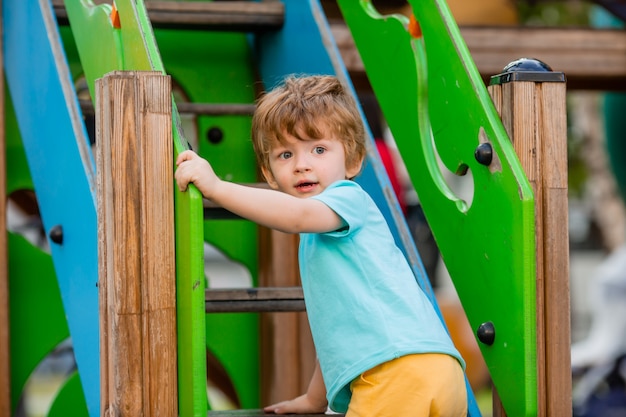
[263,360,328,415]
[175,150,343,234]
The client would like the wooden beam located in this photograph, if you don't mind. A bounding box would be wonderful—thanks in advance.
[0,0,11,414]
[333,24,626,91]
[53,0,284,32]
[205,287,306,312]
[80,99,256,117]
[464,26,626,91]
[96,71,177,417]
[207,410,343,417]
[53,0,625,90]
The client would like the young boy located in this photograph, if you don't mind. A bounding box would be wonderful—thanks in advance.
[175,75,467,416]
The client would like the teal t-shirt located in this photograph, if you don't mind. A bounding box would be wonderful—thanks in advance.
[300,180,464,412]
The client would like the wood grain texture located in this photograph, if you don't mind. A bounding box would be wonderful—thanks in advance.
[538,82,571,416]
[97,71,177,416]
[53,0,284,32]
[489,72,570,416]
[53,0,626,90]
[334,24,626,90]
[205,287,305,312]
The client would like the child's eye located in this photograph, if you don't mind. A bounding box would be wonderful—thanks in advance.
[313,146,325,155]
[279,151,292,160]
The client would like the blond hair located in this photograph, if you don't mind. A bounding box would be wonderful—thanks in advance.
[251,75,366,177]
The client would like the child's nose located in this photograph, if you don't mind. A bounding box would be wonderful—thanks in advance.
[294,154,311,172]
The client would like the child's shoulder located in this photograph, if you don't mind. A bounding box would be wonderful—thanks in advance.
[325,179,363,193]
[319,180,368,203]
[315,181,373,218]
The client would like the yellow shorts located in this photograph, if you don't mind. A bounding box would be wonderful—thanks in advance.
[347,353,467,417]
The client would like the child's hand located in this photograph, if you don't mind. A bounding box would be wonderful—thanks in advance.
[263,394,328,415]
[174,150,219,198]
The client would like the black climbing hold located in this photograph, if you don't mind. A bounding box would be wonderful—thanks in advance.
[477,321,496,346]
[49,224,63,245]
[475,143,493,166]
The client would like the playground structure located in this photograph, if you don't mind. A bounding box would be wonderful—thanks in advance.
[0,0,593,416]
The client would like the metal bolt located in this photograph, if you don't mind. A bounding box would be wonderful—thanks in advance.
[49,224,64,245]
[475,143,493,166]
[477,321,496,345]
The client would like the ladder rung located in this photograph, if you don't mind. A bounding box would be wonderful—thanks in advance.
[80,100,255,117]
[205,287,305,313]
[204,183,270,220]
[53,1,285,32]
[207,410,342,417]
[176,102,256,116]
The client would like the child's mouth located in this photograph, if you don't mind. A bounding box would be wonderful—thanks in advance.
[296,182,317,192]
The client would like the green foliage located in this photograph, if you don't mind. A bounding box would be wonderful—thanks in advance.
[517,1,592,26]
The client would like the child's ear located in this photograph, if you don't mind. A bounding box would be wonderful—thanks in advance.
[346,157,365,179]
[261,166,279,189]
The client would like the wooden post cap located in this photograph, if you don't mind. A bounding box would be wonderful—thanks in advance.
[490,57,566,85]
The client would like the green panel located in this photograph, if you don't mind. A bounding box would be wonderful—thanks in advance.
[205,313,259,408]
[48,372,89,417]
[174,186,208,416]
[8,233,70,413]
[336,2,537,416]
[156,28,261,408]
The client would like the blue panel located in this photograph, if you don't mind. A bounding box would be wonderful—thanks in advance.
[3,0,100,415]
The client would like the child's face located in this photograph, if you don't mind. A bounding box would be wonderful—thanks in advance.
[262,130,362,198]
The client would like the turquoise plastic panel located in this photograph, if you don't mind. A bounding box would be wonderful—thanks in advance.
[3,1,100,413]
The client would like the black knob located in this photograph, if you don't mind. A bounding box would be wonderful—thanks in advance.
[475,143,493,166]
[49,225,63,245]
[491,57,565,86]
[502,57,552,73]
[477,321,496,346]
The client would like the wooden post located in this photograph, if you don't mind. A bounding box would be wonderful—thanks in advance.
[96,71,177,417]
[259,229,316,406]
[0,2,11,414]
[489,59,570,416]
